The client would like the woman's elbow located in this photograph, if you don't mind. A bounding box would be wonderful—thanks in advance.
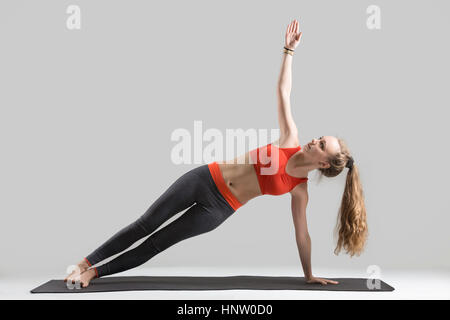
[295,230,311,242]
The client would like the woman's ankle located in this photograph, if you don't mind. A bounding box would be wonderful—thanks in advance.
[88,267,99,278]
[78,259,90,271]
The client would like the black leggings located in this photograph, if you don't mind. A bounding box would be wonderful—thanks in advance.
[84,164,236,278]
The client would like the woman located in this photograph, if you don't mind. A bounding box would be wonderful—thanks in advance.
[65,19,368,288]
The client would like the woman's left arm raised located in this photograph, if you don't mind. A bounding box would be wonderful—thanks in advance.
[277,20,302,146]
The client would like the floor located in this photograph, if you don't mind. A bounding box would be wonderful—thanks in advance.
[2,266,450,300]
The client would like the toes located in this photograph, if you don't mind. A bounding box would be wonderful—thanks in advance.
[65,268,85,283]
[64,271,75,282]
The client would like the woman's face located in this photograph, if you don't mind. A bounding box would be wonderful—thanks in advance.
[303,135,341,169]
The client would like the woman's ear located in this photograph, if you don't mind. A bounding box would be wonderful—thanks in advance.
[319,161,331,169]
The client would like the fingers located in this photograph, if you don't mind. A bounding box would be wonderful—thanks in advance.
[307,279,326,285]
[64,271,75,282]
[314,278,340,285]
[322,278,339,285]
[287,20,295,34]
[295,20,301,37]
[288,19,299,33]
[323,278,339,284]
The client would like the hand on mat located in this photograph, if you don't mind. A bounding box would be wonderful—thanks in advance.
[306,276,339,285]
[285,19,302,51]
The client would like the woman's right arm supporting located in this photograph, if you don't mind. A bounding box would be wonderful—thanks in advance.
[290,184,340,286]
[290,184,313,280]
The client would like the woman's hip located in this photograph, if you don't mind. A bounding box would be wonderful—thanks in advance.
[185,164,237,215]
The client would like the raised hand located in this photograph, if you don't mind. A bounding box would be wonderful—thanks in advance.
[285,19,302,51]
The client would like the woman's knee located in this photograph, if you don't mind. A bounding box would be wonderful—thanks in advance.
[149,205,229,249]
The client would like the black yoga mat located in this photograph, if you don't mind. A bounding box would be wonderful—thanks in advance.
[30,275,394,293]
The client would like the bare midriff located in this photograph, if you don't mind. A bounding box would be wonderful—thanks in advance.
[216,151,263,206]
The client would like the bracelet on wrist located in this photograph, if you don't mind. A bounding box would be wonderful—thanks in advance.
[283,48,294,56]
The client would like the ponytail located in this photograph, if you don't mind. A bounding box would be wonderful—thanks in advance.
[334,163,368,257]
[318,137,368,257]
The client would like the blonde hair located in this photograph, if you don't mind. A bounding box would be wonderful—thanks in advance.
[318,137,368,257]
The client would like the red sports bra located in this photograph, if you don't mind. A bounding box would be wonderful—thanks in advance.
[249,143,308,195]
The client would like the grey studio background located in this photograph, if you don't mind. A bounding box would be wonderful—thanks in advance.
[0,0,449,278]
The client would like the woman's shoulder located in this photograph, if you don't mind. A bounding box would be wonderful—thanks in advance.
[289,181,308,198]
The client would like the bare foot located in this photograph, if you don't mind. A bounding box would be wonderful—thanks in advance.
[79,269,97,288]
[64,268,97,288]
[64,259,90,283]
